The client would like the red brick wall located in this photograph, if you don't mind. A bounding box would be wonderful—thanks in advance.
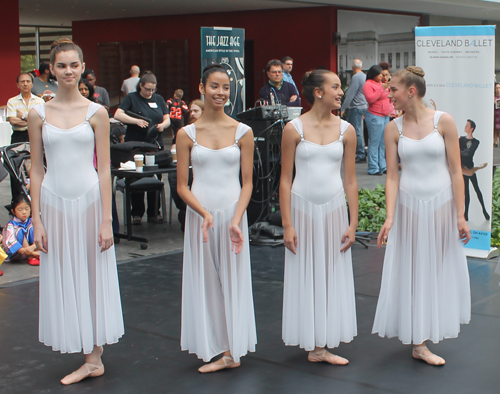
[0,0,20,105]
[73,6,338,109]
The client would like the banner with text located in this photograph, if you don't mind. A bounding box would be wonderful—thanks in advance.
[416,25,495,258]
[201,27,245,118]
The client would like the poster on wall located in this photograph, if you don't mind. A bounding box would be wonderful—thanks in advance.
[337,10,420,85]
[416,25,496,258]
[201,26,245,118]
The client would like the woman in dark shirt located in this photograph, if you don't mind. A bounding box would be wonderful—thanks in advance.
[114,72,170,224]
[115,71,170,148]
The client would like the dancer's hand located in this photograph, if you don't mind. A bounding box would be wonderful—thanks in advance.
[229,223,244,254]
[33,222,48,253]
[340,226,356,252]
[284,226,298,254]
[202,213,214,243]
[457,218,471,245]
[98,220,114,252]
[377,219,393,249]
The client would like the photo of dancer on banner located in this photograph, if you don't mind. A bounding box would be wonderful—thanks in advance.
[459,119,490,222]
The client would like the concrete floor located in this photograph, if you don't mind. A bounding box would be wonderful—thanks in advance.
[1,245,500,394]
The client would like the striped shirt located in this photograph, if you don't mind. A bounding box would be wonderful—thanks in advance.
[6,93,44,131]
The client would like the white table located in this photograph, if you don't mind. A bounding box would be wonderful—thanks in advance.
[0,122,12,147]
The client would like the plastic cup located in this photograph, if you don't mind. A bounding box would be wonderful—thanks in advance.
[145,154,155,166]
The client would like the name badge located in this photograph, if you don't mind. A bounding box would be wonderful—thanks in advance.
[148,102,158,108]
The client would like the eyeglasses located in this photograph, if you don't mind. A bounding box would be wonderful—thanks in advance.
[270,71,282,75]
[142,87,157,93]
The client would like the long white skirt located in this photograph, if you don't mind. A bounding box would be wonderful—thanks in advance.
[372,186,471,344]
[282,191,357,351]
[181,203,257,363]
[39,183,124,354]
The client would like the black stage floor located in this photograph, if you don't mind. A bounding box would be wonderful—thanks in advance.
[1,244,500,394]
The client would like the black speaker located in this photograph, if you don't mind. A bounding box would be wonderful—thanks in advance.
[240,119,283,225]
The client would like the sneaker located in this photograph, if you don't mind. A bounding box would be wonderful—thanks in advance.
[0,270,3,276]
[28,257,40,266]
[147,215,163,223]
[132,216,142,225]
[355,157,366,163]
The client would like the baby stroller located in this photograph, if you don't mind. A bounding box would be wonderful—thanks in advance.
[1,142,32,202]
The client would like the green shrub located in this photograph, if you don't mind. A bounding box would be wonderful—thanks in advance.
[357,184,387,232]
[355,175,500,246]
[490,168,500,246]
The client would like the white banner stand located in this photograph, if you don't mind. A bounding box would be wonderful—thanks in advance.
[416,26,496,259]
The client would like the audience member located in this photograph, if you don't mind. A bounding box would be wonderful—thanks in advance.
[86,72,110,111]
[259,59,301,107]
[341,59,368,163]
[6,73,44,143]
[362,65,391,175]
[78,79,97,102]
[2,194,39,266]
[114,71,170,224]
[167,89,189,143]
[379,62,398,119]
[121,65,140,97]
[168,99,203,231]
[188,99,204,124]
[281,56,298,92]
[31,63,58,101]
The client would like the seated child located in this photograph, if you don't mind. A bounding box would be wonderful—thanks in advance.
[2,194,39,266]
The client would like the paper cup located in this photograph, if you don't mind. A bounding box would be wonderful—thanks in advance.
[134,154,144,172]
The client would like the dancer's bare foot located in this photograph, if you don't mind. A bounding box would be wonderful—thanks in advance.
[61,345,105,385]
[308,348,349,365]
[412,344,445,366]
[198,355,240,373]
[60,362,104,385]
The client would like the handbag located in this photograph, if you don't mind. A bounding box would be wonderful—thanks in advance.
[125,110,159,143]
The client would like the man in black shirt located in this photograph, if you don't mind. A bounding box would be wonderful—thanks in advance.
[459,119,490,221]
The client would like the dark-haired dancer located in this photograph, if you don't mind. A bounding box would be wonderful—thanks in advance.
[29,38,124,385]
[280,70,358,364]
[177,64,256,373]
[460,119,490,221]
[373,66,471,366]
